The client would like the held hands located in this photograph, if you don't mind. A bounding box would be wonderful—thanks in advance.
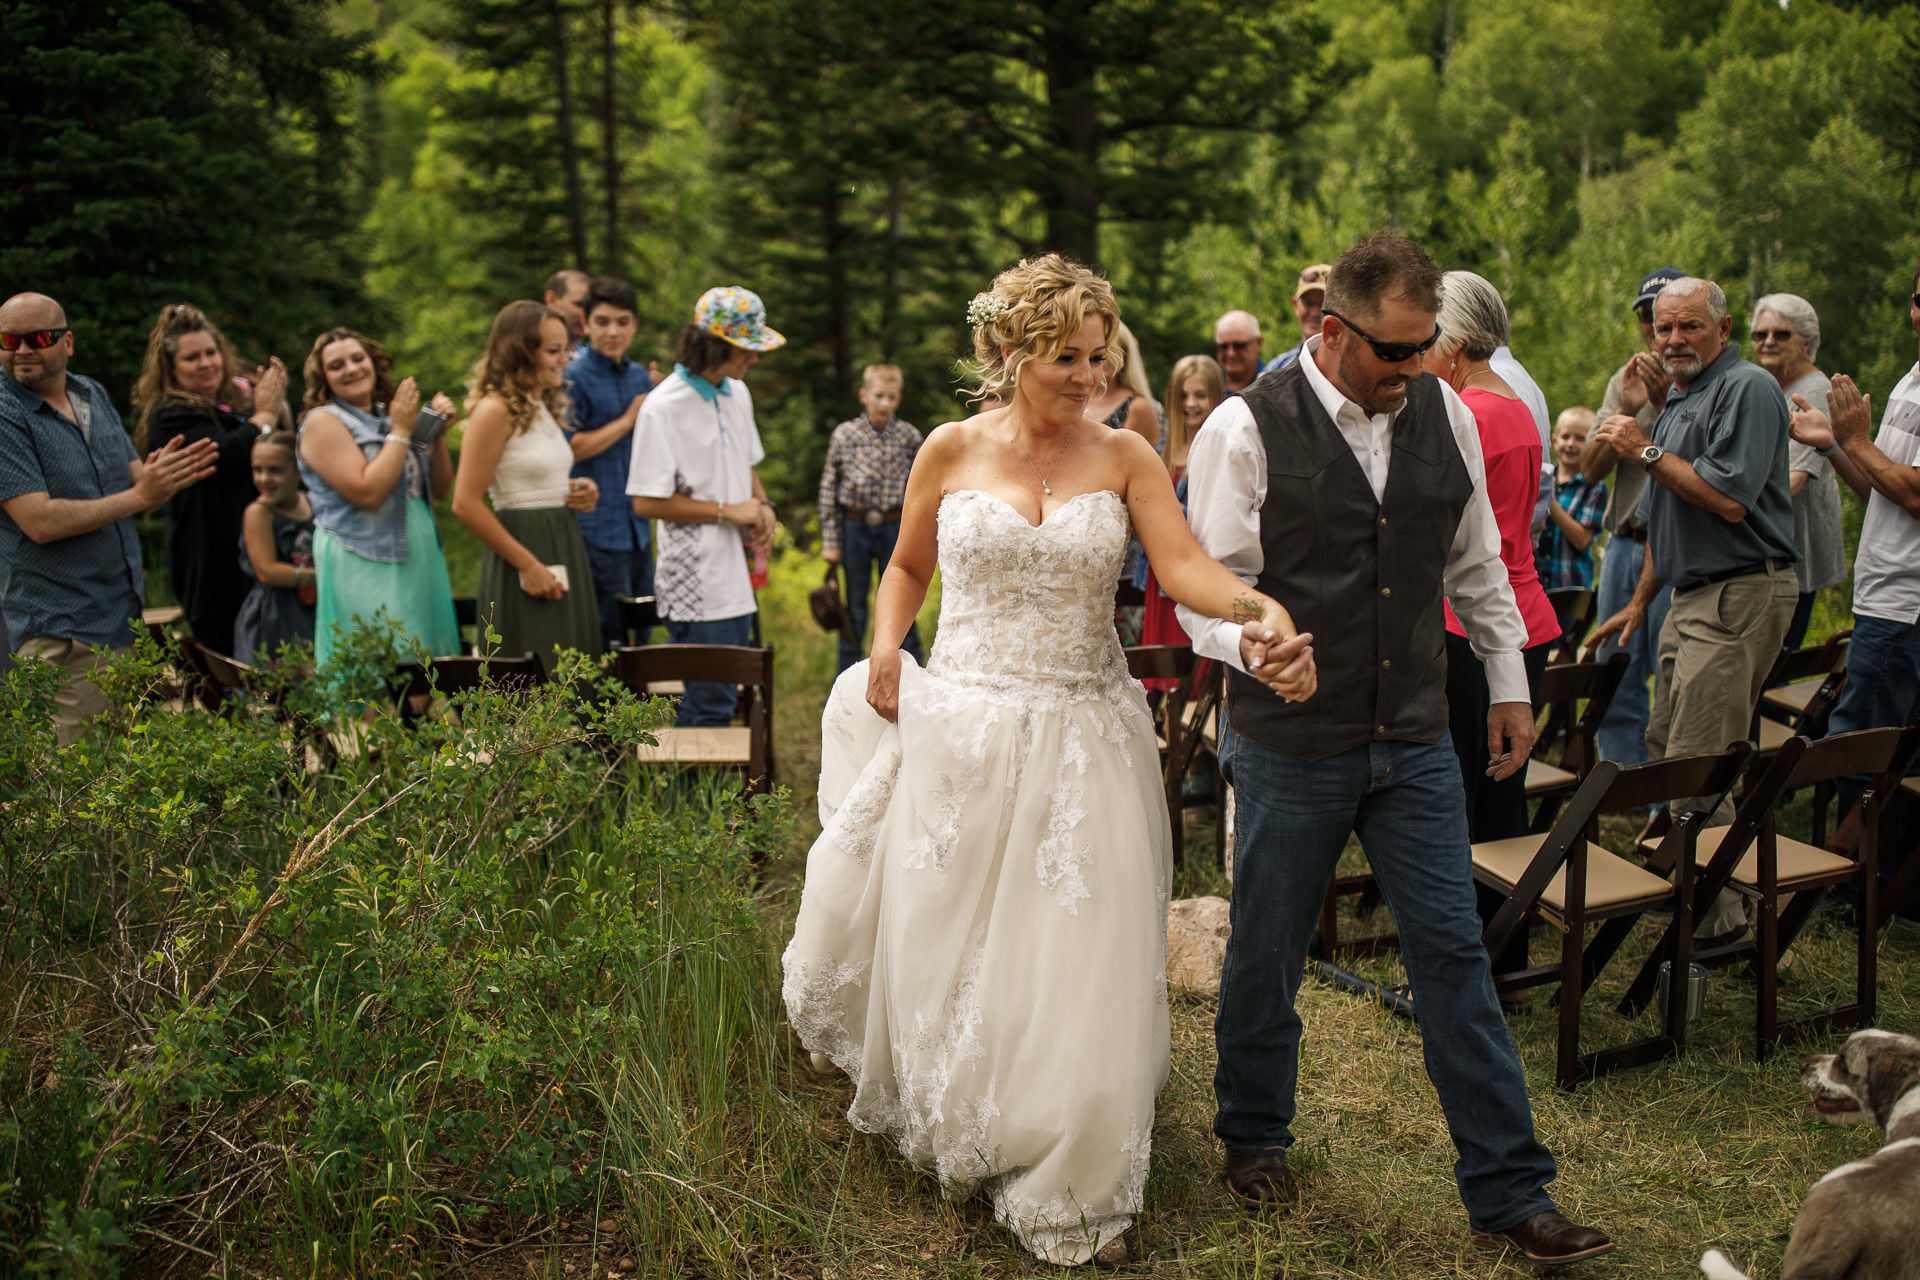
[1237,597,1316,703]
[134,434,220,506]
[1592,413,1651,460]
[565,477,599,513]
[1486,702,1535,781]
[519,562,565,599]
[427,391,456,426]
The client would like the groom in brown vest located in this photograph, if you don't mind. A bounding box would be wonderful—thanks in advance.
[1178,232,1612,1266]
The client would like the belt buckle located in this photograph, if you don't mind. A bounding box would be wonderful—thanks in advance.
[863,510,885,526]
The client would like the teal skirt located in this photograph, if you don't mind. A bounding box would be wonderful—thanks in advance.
[313,497,461,670]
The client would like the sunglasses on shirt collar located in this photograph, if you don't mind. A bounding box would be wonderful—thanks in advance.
[1323,309,1441,363]
[0,327,69,352]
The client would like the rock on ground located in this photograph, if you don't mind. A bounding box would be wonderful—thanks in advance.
[1166,895,1231,993]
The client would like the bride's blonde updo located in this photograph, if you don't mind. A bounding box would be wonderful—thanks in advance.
[963,253,1123,403]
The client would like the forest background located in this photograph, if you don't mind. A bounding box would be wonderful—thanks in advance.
[5,0,1920,521]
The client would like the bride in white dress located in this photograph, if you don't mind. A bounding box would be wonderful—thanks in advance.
[783,255,1317,1266]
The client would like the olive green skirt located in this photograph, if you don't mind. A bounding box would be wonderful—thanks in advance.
[477,507,601,670]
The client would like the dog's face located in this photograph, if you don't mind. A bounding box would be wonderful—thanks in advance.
[1801,1029,1920,1130]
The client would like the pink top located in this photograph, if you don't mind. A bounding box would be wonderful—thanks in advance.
[1445,387,1560,647]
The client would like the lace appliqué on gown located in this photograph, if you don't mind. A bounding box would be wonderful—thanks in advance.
[783,489,1173,1266]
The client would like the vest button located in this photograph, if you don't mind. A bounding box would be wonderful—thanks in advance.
[1380,587,1391,598]
[1377,724,1388,734]
[1381,658,1391,669]
[1379,516,1388,526]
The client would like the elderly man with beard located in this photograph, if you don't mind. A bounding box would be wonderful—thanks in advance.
[1591,277,1799,944]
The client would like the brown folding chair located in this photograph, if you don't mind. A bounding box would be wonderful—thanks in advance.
[1526,653,1630,831]
[391,651,548,724]
[1474,743,1751,1088]
[615,595,661,647]
[612,644,775,798]
[1624,723,1920,1056]
[1124,645,1226,867]
[450,596,481,654]
[1545,587,1596,666]
[1747,632,1850,764]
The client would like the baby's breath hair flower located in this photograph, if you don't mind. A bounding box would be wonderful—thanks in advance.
[966,294,1009,328]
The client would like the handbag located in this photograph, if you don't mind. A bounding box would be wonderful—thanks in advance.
[809,564,859,647]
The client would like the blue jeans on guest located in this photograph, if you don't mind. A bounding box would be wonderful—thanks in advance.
[1594,535,1672,765]
[1214,724,1559,1233]
[838,516,923,674]
[665,613,753,726]
[1826,614,1920,911]
[584,538,655,653]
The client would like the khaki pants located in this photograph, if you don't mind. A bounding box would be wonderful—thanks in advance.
[1647,565,1798,935]
[16,636,131,746]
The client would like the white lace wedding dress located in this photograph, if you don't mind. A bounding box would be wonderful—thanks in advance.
[783,488,1173,1264]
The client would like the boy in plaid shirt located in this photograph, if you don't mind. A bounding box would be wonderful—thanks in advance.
[818,364,924,673]
[1535,406,1608,590]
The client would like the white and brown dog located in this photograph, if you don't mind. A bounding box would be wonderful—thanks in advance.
[1702,1028,1920,1280]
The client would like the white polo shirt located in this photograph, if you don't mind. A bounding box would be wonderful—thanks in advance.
[1852,363,1920,624]
[626,365,765,623]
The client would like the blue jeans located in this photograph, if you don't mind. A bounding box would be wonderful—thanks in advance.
[1826,614,1920,908]
[837,517,923,674]
[1594,535,1672,765]
[1215,726,1559,1233]
[664,613,753,726]
[584,537,654,653]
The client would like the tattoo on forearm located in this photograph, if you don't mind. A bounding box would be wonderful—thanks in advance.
[1231,595,1263,624]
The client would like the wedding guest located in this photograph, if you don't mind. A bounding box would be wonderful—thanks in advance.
[817,363,923,674]
[132,303,289,654]
[1426,271,1562,845]
[626,287,781,726]
[234,431,316,664]
[1086,320,1160,445]
[565,275,659,651]
[1535,407,1607,592]
[297,327,459,669]
[1213,310,1264,394]
[1591,277,1799,947]
[452,301,601,669]
[1181,233,1611,1265]
[1262,264,1330,373]
[1751,293,1846,650]
[543,268,591,346]
[0,292,217,742]
[1134,353,1223,689]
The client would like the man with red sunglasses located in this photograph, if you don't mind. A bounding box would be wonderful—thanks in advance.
[0,292,217,743]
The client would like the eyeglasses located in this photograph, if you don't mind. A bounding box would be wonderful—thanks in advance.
[1752,328,1796,344]
[1324,309,1441,363]
[1215,339,1258,352]
[0,327,69,352]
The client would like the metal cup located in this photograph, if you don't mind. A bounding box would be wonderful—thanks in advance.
[1657,960,1708,1035]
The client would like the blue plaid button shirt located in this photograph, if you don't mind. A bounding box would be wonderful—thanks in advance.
[565,347,654,551]
[0,373,145,649]
[1534,471,1608,591]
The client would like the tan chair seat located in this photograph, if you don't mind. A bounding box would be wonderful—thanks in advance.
[635,726,752,764]
[141,605,185,627]
[1525,758,1577,795]
[646,679,685,695]
[1682,825,1856,889]
[1760,679,1821,718]
[1756,718,1793,752]
[1900,775,1920,801]
[1472,833,1674,920]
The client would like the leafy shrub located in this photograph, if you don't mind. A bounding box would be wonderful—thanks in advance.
[0,628,792,1277]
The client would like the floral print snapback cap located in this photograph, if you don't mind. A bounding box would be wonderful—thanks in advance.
[694,286,786,351]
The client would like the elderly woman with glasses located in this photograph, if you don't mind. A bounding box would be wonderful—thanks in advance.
[1752,293,1846,649]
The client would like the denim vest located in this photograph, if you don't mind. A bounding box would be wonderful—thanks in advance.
[298,401,421,563]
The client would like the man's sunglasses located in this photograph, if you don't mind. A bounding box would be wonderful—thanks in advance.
[1324,309,1441,363]
[0,327,69,352]
[1215,339,1258,352]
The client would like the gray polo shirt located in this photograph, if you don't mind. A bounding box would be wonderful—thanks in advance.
[0,373,145,649]
[1637,348,1797,590]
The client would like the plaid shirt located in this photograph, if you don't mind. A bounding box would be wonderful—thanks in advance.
[817,414,922,554]
[1534,471,1608,591]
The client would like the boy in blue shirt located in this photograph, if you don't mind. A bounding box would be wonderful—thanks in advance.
[564,276,660,650]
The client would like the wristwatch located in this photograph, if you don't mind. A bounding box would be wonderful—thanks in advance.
[1639,443,1664,467]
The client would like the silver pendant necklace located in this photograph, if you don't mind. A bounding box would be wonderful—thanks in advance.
[1018,423,1073,495]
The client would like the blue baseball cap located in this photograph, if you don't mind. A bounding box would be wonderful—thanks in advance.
[1633,266,1689,310]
